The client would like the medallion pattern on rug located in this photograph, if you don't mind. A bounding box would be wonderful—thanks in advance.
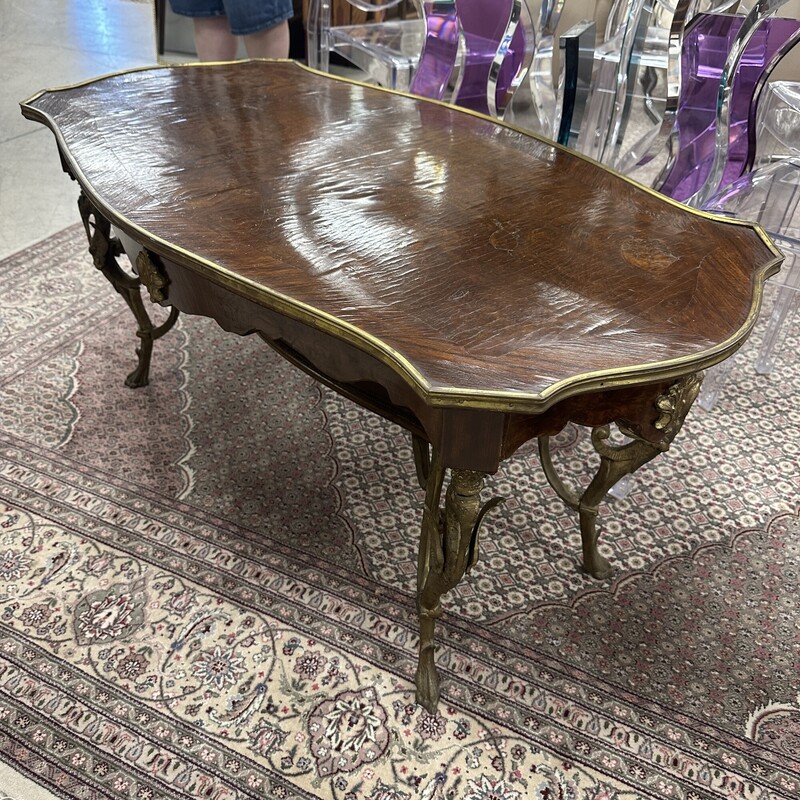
[0,227,797,799]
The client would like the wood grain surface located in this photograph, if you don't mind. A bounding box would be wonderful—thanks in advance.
[22,61,781,409]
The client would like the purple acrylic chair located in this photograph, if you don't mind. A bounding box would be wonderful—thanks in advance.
[306,0,535,120]
[408,0,536,118]
[654,11,800,203]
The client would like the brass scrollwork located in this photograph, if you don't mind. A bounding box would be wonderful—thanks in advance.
[77,191,179,388]
[540,373,703,579]
[654,372,704,431]
[415,454,503,714]
[136,250,169,303]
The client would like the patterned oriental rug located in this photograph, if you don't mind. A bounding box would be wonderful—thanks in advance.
[0,226,798,800]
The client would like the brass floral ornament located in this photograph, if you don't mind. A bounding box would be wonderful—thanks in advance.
[76,192,179,388]
[136,249,169,303]
[654,372,704,431]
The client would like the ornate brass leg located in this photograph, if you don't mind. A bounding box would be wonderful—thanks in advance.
[415,452,502,713]
[77,192,179,388]
[539,374,703,579]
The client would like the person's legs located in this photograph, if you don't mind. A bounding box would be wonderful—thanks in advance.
[169,0,238,61]
[242,20,290,59]
[170,0,293,61]
[193,15,239,60]
[227,0,294,58]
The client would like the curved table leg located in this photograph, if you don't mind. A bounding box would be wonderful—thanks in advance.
[539,373,703,579]
[411,434,431,491]
[77,192,179,388]
[415,450,503,713]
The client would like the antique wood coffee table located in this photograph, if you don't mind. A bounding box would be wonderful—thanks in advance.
[21,61,781,713]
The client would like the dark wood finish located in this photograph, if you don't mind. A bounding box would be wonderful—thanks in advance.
[21,62,780,410]
[20,61,782,712]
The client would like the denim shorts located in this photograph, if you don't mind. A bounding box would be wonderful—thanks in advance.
[169,0,293,36]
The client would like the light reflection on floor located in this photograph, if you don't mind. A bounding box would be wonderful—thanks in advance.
[1,0,157,259]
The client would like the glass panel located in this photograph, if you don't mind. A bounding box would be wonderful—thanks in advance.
[557,20,597,147]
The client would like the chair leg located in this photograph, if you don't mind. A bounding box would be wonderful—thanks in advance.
[696,356,737,411]
[755,257,800,375]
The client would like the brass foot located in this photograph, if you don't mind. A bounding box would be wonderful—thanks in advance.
[414,455,502,712]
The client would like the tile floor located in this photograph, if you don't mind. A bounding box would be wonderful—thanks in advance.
[0,0,158,260]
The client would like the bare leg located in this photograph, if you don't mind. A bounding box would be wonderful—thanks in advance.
[243,20,290,59]
[193,16,238,61]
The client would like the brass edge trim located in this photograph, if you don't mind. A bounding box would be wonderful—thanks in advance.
[21,63,785,415]
[18,59,295,105]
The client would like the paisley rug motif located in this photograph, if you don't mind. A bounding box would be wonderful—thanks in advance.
[0,226,797,799]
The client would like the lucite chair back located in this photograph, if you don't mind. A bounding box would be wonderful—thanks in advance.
[614,0,800,202]
[755,80,800,164]
[525,0,569,137]
[570,0,711,165]
[681,1,800,206]
[611,0,698,176]
[656,12,796,200]
[409,0,536,117]
[306,0,421,91]
[573,0,650,163]
[556,19,597,147]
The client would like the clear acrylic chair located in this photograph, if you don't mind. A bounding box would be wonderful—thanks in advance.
[306,0,536,118]
[613,0,708,179]
[556,19,597,146]
[573,0,650,163]
[754,80,800,164]
[306,0,422,91]
[571,0,727,167]
[514,0,570,137]
[697,158,800,409]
